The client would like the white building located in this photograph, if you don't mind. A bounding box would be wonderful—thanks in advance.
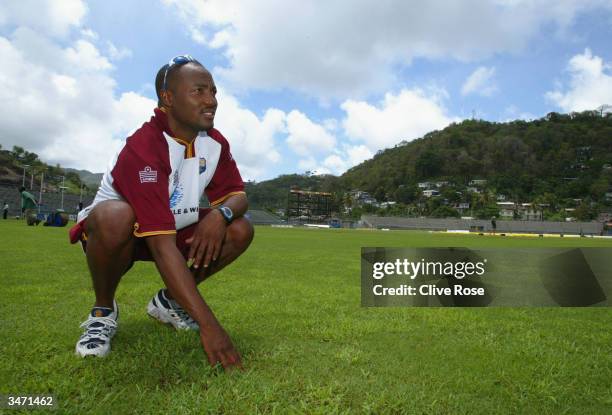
[469,179,487,186]
[423,189,440,198]
[497,202,515,218]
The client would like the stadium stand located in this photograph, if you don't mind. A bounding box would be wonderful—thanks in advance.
[245,209,285,225]
[0,184,94,218]
[361,216,604,236]
[2,185,285,227]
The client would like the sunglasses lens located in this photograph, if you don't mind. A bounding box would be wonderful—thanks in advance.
[170,55,194,66]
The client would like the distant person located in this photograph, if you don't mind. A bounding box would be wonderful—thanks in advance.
[69,55,253,370]
[3,202,8,219]
[78,201,83,212]
[19,186,39,225]
[491,216,497,235]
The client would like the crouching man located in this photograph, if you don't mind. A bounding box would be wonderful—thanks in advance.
[69,55,253,370]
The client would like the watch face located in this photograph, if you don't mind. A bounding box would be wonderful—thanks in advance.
[220,206,233,222]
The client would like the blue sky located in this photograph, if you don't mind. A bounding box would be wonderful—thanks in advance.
[0,0,611,180]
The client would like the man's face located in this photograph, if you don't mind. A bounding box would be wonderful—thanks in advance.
[166,63,218,132]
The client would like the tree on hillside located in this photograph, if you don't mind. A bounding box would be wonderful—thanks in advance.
[431,205,460,218]
[415,150,442,179]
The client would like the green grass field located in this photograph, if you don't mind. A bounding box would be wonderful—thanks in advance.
[1,220,611,414]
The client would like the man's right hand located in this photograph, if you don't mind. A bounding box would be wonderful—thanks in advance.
[200,323,243,370]
[146,234,243,371]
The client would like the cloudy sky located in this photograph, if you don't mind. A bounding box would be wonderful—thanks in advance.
[1,0,611,180]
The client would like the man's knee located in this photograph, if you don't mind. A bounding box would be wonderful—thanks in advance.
[226,217,254,251]
[86,200,136,244]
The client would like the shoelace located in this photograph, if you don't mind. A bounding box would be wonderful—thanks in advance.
[79,316,117,340]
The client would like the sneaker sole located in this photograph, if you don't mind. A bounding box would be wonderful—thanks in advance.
[75,344,111,357]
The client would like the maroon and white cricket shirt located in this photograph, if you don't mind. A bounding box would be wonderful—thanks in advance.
[76,108,244,237]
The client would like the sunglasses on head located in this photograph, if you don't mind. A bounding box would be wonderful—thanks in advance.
[162,55,196,91]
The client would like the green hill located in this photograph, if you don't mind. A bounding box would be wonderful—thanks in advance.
[245,111,612,219]
[340,111,612,202]
[64,168,103,189]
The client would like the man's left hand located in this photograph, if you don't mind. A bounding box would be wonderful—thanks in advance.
[186,209,227,269]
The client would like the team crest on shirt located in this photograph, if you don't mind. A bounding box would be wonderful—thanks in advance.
[199,157,207,174]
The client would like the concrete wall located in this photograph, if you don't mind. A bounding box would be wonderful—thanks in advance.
[361,215,604,235]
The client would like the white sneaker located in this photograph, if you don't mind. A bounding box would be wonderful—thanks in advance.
[75,300,118,357]
[147,289,199,331]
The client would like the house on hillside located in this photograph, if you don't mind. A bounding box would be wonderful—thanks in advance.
[350,190,378,206]
[452,202,470,214]
[469,179,487,187]
[496,202,544,220]
[519,203,543,221]
[422,189,440,198]
[497,202,515,219]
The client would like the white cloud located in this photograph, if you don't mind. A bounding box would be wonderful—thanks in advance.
[341,89,458,151]
[0,0,87,37]
[189,27,207,45]
[346,144,374,166]
[106,42,132,61]
[503,105,536,121]
[321,155,345,175]
[0,25,285,180]
[163,0,612,98]
[545,49,612,112]
[296,144,374,176]
[213,90,285,180]
[64,40,113,71]
[0,1,288,180]
[80,28,98,40]
[297,157,317,172]
[461,66,498,96]
[0,27,154,172]
[285,110,336,156]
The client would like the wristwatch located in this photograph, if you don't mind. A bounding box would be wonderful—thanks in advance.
[218,205,234,224]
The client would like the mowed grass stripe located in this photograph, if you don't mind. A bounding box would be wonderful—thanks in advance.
[1,221,611,414]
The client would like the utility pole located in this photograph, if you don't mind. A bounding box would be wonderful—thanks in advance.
[60,176,66,210]
[21,164,30,187]
[38,173,44,214]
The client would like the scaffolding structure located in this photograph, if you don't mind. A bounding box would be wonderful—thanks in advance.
[287,189,332,223]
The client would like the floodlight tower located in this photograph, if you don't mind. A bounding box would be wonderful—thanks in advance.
[59,175,66,210]
[21,164,30,187]
[38,173,44,214]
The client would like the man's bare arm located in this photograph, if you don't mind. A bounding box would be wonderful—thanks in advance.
[214,192,248,216]
[145,234,242,369]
